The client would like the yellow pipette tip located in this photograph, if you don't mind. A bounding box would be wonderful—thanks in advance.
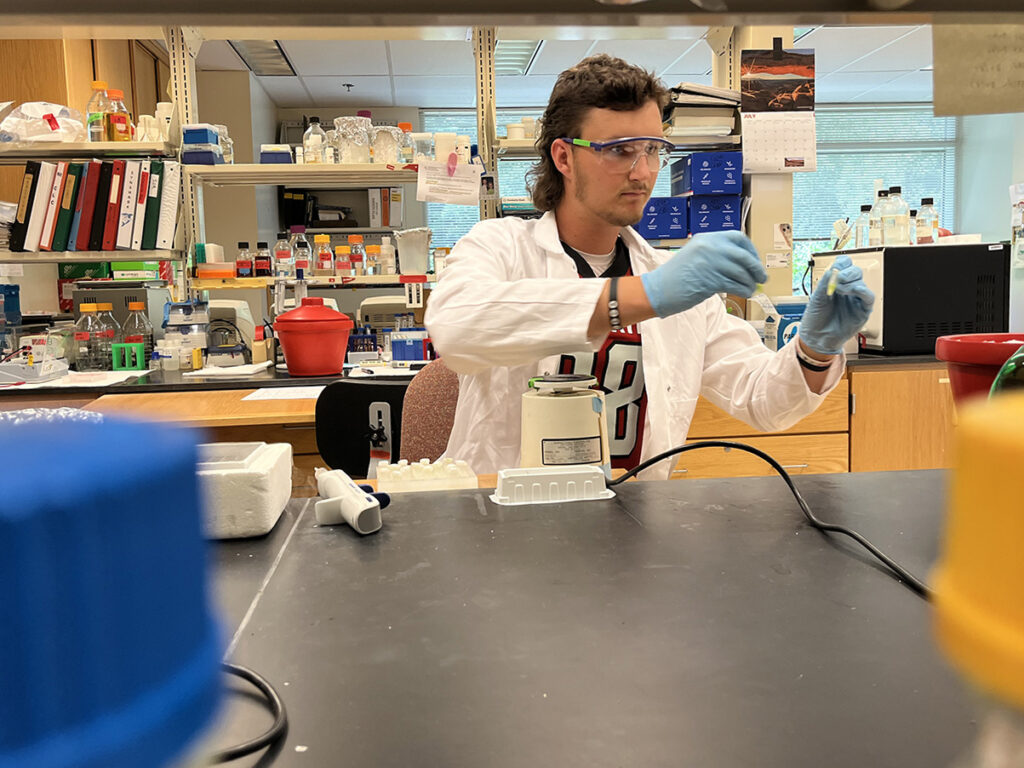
[826,268,839,297]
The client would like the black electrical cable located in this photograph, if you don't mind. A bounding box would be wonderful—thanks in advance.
[208,663,289,763]
[608,440,932,600]
[800,259,813,296]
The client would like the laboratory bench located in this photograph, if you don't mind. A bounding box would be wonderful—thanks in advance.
[204,469,973,768]
[0,354,956,484]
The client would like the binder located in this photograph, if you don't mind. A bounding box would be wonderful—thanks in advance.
[389,187,403,228]
[38,161,68,251]
[67,161,91,251]
[368,188,382,227]
[382,188,390,227]
[116,160,140,250]
[9,161,41,252]
[51,162,84,252]
[141,160,164,250]
[75,160,103,251]
[23,161,55,252]
[155,161,181,250]
[101,160,126,251]
[88,162,114,251]
[130,160,151,250]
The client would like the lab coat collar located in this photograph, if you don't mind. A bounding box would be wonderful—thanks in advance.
[533,209,659,275]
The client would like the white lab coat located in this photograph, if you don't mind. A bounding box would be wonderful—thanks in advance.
[424,211,844,479]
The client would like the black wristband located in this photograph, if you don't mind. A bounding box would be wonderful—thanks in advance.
[608,277,622,330]
[797,355,831,372]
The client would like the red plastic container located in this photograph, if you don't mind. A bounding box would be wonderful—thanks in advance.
[935,333,1024,405]
[273,297,353,376]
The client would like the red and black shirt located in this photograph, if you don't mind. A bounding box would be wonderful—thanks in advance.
[558,238,648,470]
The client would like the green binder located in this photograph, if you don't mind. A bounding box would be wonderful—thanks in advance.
[50,162,83,252]
[141,160,164,250]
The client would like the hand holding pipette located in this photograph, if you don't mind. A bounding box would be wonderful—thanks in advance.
[798,255,875,355]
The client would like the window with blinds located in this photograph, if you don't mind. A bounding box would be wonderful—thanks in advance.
[791,104,958,291]
[422,108,672,247]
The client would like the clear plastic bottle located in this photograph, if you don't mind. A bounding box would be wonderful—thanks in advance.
[303,117,327,165]
[73,303,103,372]
[254,241,272,277]
[909,210,918,245]
[883,186,910,245]
[236,241,253,278]
[122,301,154,363]
[105,89,133,142]
[289,226,312,275]
[314,234,334,272]
[273,232,294,278]
[397,122,414,163]
[379,235,397,275]
[93,303,116,370]
[365,244,380,276]
[347,234,367,269]
[86,80,111,143]
[868,190,889,248]
[917,197,940,245]
[853,204,872,249]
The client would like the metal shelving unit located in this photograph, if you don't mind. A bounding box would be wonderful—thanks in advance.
[0,141,179,165]
[305,227,396,235]
[191,274,431,291]
[182,163,418,188]
[0,249,184,264]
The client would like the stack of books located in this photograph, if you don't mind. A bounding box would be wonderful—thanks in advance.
[664,83,741,140]
[6,159,181,253]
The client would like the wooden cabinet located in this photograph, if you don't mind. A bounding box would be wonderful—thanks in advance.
[848,363,956,472]
[674,380,850,479]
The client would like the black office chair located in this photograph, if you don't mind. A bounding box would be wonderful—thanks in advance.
[315,378,411,478]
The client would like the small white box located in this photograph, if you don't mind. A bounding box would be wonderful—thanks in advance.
[489,466,614,506]
[197,442,292,539]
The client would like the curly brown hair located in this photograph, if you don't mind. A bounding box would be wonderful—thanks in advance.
[528,54,670,212]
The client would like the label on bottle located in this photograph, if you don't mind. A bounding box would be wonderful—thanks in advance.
[236,259,253,277]
[108,113,131,141]
[868,220,882,247]
[125,335,145,343]
[74,332,90,341]
[100,329,116,339]
[295,258,310,271]
[916,221,934,244]
[87,112,103,125]
[275,250,291,259]
[255,257,272,275]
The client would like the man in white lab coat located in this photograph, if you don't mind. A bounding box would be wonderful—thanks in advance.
[425,55,873,479]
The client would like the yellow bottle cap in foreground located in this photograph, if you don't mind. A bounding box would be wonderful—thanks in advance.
[932,392,1024,709]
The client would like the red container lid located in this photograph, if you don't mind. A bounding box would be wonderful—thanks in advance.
[935,334,1024,366]
[273,297,354,331]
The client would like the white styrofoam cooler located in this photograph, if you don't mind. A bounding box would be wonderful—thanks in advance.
[196,442,292,539]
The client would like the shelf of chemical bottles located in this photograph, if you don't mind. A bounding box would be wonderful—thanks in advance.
[304,227,396,235]
[495,134,740,159]
[0,249,185,264]
[0,141,180,165]
[182,163,419,188]
[190,274,433,291]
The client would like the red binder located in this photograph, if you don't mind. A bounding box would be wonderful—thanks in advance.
[75,160,102,251]
[101,160,126,251]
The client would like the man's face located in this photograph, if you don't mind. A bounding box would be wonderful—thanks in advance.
[564,100,664,228]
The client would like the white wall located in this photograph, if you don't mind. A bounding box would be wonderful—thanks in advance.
[250,77,280,245]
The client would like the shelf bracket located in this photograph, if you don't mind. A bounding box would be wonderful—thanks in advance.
[473,26,498,221]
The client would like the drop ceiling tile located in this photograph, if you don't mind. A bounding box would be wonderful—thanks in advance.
[254,76,312,108]
[196,40,247,71]
[388,41,475,76]
[846,26,931,73]
[302,76,394,108]
[816,71,907,103]
[797,26,917,74]
[589,39,707,76]
[528,40,595,75]
[393,76,476,108]
[661,41,713,77]
[851,69,933,103]
[495,75,558,108]
[279,40,389,77]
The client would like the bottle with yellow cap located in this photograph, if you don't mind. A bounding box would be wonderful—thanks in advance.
[932,392,1024,766]
[85,81,111,143]
[72,304,103,371]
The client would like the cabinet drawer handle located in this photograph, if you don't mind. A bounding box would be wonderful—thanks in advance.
[671,469,688,476]
[938,378,950,385]
[781,463,809,470]
[282,424,315,431]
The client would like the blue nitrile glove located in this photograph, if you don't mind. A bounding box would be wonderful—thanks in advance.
[640,231,768,318]
[799,254,875,355]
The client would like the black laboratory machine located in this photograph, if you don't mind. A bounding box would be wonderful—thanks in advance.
[811,242,1010,355]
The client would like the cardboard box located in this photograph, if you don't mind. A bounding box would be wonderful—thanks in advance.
[670,151,742,196]
[57,263,110,312]
[636,197,688,240]
[688,195,742,234]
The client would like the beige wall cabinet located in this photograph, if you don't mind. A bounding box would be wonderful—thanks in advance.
[849,363,956,472]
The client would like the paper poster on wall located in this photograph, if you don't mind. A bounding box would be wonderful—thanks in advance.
[740,112,817,173]
[416,161,483,206]
[740,46,815,112]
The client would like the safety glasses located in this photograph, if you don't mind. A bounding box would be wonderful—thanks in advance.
[560,136,676,173]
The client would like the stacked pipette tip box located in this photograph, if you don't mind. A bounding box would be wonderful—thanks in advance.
[376,457,477,493]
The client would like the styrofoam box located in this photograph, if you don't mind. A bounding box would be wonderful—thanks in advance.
[197,442,292,539]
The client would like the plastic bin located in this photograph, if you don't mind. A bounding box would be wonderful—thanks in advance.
[935,333,1024,405]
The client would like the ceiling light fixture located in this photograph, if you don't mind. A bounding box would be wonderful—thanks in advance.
[494,40,542,76]
[228,40,297,77]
